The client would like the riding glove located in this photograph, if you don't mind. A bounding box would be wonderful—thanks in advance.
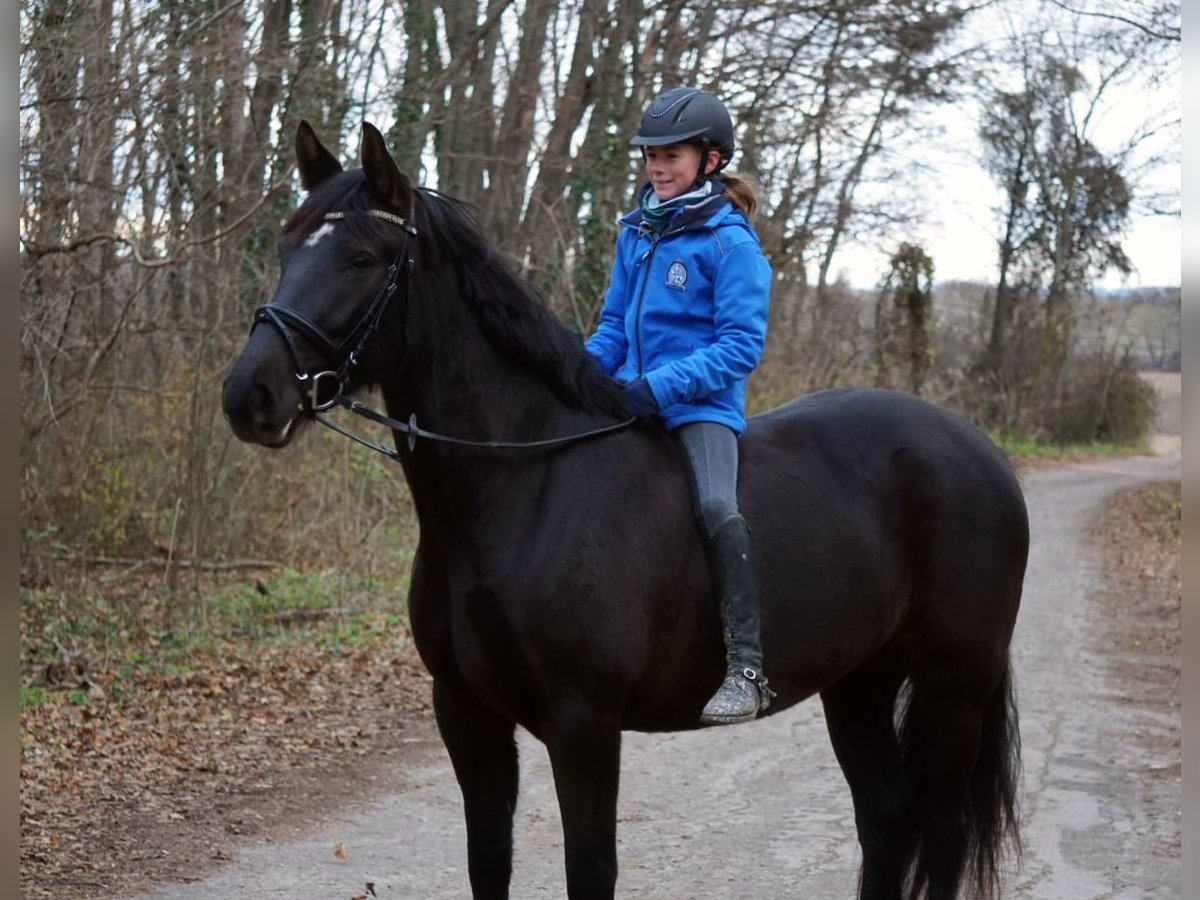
[623,377,659,419]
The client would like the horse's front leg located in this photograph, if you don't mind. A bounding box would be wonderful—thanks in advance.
[544,703,622,900]
[433,681,519,900]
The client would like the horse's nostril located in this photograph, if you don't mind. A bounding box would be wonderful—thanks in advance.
[249,384,274,425]
[223,369,289,444]
[223,324,300,444]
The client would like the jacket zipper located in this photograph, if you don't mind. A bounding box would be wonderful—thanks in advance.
[632,220,692,377]
[633,235,660,377]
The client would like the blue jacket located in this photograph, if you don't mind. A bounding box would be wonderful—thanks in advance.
[586,188,772,434]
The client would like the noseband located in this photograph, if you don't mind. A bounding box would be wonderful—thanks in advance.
[251,209,417,414]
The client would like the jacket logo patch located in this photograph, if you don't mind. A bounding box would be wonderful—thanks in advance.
[666,260,688,290]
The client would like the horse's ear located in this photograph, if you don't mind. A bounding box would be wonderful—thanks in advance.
[295,120,343,191]
[361,122,413,216]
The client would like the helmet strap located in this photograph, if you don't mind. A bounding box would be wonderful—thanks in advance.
[694,140,714,186]
[695,141,729,186]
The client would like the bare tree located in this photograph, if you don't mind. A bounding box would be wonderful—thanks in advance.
[979,32,1146,377]
[17,0,1179,572]
[875,242,935,396]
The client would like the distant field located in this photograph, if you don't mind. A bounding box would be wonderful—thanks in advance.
[928,283,1180,371]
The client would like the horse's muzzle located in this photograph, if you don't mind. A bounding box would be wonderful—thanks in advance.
[222,345,304,448]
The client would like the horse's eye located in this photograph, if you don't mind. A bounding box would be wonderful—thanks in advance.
[350,254,374,270]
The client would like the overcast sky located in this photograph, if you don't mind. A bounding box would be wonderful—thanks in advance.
[829,2,1181,291]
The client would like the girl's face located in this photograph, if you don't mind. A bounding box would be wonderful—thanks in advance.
[645,144,719,201]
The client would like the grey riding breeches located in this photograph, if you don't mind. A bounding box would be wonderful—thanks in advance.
[675,421,741,539]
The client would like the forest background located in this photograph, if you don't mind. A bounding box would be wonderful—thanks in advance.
[19,0,1180,613]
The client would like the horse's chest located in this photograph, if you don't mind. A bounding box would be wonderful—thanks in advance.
[413,581,549,717]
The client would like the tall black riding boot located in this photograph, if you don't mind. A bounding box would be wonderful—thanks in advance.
[699,513,772,725]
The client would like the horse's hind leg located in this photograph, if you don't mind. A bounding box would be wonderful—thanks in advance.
[433,681,519,900]
[820,646,916,900]
[543,702,622,900]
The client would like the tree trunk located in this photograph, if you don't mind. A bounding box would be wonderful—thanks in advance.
[986,142,1030,374]
[482,0,556,239]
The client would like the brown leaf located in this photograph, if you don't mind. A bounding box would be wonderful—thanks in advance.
[333,840,349,860]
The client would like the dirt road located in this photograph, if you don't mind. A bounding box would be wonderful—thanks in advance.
[138,430,1181,899]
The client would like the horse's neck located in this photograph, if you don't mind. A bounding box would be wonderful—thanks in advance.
[395,331,581,441]
[378,309,608,526]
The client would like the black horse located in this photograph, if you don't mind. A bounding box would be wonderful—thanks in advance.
[223,122,1027,900]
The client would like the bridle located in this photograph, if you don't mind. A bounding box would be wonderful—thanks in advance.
[250,208,634,463]
[253,209,416,416]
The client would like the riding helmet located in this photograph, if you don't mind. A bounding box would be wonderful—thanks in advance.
[630,87,735,172]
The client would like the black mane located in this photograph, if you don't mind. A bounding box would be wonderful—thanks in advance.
[287,172,627,418]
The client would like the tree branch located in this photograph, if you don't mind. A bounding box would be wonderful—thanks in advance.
[45,544,284,571]
[21,176,289,266]
[1045,0,1180,42]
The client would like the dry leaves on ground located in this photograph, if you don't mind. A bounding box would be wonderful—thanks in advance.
[1091,479,1181,778]
[1092,479,1182,652]
[20,610,433,899]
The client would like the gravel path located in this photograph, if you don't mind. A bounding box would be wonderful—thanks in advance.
[1006,453,1181,899]
[138,385,1181,899]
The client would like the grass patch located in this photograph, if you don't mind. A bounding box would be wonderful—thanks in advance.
[990,432,1152,464]
[206,567,406,631]
[20,684,92,710]
[20,561,412,709]
[20,685,52,709]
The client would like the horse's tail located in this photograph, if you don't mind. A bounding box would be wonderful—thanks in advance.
[898,657,1022,899]
[962,660,1021,897]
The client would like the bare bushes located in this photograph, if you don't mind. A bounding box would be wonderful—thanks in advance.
[751,281,876,413]
[747,278,1161,451]
[936,288,1159,446]
[20,248,417,586]
[1051,359,1158,445]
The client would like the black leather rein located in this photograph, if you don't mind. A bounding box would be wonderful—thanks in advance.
[250,208,634,463]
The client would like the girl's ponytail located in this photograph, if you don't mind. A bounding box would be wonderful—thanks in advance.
[720,172,759,219]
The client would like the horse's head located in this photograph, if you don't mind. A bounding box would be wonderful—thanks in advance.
[222,121,417,447]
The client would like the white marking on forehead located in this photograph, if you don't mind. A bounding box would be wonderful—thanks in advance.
[304,222,337,247]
